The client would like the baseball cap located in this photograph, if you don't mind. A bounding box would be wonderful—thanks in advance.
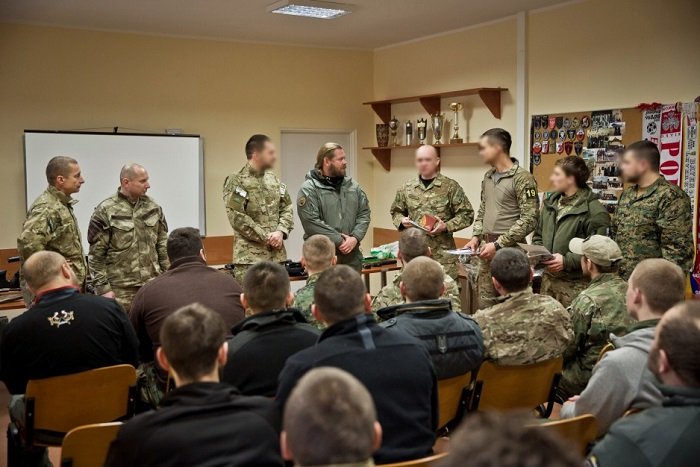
[569,235,622,267]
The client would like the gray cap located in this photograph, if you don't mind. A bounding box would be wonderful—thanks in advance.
[569,235,622,267]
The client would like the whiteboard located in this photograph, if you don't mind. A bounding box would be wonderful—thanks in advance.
[24,131,205,251]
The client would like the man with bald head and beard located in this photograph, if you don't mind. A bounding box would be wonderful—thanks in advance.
[89,163,169,313]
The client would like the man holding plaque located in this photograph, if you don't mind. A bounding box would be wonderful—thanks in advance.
[391,145,474,280]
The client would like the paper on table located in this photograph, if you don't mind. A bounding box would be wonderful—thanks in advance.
[446,248,478,256]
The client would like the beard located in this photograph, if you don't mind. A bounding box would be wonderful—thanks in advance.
[327,165,346,178]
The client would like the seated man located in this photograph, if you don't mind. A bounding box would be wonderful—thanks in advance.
[292,234,337,328]
[282,367,382,467]
[130,227,245,405]
[371,228,461,312]
[105,304,283,466]
[277,265,437,464]
[589,301,700,467]
[380,256,484,379]
[1,251,138,466]
[222,261,320,396]
[560,235,632,397]
[472,248,573,365]
[560,258,685,434]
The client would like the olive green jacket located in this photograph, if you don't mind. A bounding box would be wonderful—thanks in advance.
[533,188,610,280]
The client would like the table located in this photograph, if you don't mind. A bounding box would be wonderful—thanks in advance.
[290,262,402,293]
[0,291,24,312]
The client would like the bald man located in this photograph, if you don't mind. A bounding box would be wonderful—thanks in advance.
[88,164,169,313]
[391,145,474,279]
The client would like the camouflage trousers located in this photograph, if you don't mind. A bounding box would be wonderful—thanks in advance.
[540,274,589,308]
[232,264,252,284]
[559,360,593,399]
[137,361,167,409]
[113,286,141,314]
[433,250,459,281]
[476,257,499,310]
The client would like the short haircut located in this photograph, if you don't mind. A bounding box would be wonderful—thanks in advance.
[167,227,203,262]
[245,134,271,160]
[242,261,290,312]
[439,412,581,467]
[302,235,336,272]
[555,155,590,189]
[630,258,685,314]
[402,257,444,302]
[159,303,226,382]
[399,228,430,263]
[481,128,512,155]
[22,251,65,291]
[491,248,531,293]
[657,302,700,388]
[119,163,145,181]
[314,265,365,323]
[626,140,661,172]
[284,367,377,466]
[315,142,343,170]
[45,156,78,185]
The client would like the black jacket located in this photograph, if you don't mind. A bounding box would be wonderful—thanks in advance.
[0,286,139,394]
[590,384,700,467]
[105,382,283,467]
[379,299,484,379]
[277,314,437,464]
[222,309,320,396]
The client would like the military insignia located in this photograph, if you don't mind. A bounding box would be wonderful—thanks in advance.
[549,129,558,140]
[533,116,541,129]
[542,140,550,153]
[564,141,573,155]
[556,116,564,129]
[567,129,576,140]
[548,116,556,129]
[532,142,542,154]
[298,197,307,207]
[48,310,74,328]
[572,117,580,128]
[234,186,248,198]
[540,115,548,128]
[563,118,571,128]
[558,129,566,140]
[534,131,541,140]
[574,141,583,155]
[576,128,585,141]
[556,141,564,153]
[581,116,591,128]
[524,187,538,199]
[532,154,541,165]
[279,183,287,196]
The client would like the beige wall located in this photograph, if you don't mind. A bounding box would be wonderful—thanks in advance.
[0,24,375,248]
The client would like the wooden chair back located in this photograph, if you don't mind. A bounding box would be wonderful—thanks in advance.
[379,452,448,467]
[528,414,598,455]
[25,365,136,444]
[597,342,615,364]
[60,422,122,467]
[471,357,563,417]
[437,372,471,429]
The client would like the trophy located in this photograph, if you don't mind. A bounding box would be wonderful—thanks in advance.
[449,102,464,143]
[389,116,399,146]
[416,118,427,145]
[405,120,413,146]
[431,113,445,145]
[376,123,389,147]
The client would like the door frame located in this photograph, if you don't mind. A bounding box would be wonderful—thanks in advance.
[279,128,358,180]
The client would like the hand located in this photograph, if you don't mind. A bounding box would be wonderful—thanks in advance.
[465,237,480,251]
[102,291,116,299]
[543,253,565,273]
[401,217,413,228]
[479,242,497,260]
[429,217,447,236]
[567,395,580,403]
[339,234,358,255]
[267,231,284,250]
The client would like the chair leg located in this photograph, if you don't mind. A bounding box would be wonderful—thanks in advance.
[541,373,562,418]
[7,422,20,467]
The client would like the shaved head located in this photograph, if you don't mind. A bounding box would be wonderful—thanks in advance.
[22,251,74,292]
[401,256,444,302]
[119,163,150,199]
[415,145,440,178]
[120,163,146,181]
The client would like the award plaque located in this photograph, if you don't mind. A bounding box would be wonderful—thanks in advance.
[389,116,399,146]
[416,118,428,145]
[405,120,413,146]
[431,113,445,145]
[449,102,464,143]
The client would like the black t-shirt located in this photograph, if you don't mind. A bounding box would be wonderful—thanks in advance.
[0,286,139,394]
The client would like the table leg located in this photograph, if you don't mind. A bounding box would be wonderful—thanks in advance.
[364,273,371,294]
[380,271,388,288]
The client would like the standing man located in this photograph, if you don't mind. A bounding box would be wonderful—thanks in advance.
[18,156,87,305]
[297,142,371,272]
[611,140,693,280]
[390,145,474,280]
[88,163,169,313]
[465,128,539,308]
[223,134,294,282]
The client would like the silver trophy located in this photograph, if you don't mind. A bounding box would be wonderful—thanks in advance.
[431,113,445,145]
[449,102,464,143]
[416,118,428,145]
[389,115,399,146]
[405,120,413,146]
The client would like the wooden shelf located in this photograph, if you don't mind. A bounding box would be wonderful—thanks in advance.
[364,142,479,171]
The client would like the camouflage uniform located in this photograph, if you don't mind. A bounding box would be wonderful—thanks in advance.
[611,176,693,280]
[18,185,87,304]
[292,273,324,330]
[390,173,474,279]
[472,160,539,308]
[371,268,462,312]
[472,288,572,365]
[223,164,294,282]
[560,273,632,397]
[88,190,169,313]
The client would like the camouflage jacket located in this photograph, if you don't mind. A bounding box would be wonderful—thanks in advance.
[564,273,632,385]
[18,185,87,286]
[371,267,462,312]
[390,173,474,276]
[223,164,294,265]
[292,273,325,329]
[88,190,169,294]
[473,288,573,365]
[611,176,693,280]
[472,160,539,247]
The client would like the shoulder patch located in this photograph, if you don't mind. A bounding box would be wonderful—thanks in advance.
[234,186,248,198]
[280,183,287,196]
[298,196,306,207]
[524,187,538,199]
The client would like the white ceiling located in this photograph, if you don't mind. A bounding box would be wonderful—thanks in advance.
[0,0,571,49]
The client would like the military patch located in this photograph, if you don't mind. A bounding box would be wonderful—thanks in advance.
[542,140,550,154]
[564,140,573,155]
[279,183,287,196]
[581,115,591,128]
[532,154,541,165]
[532,142,542,154]
[556,141,564,153]
[558,129,566,141]
[524,186,538,199]
[567,129,576,140]
[548,116,556,129]
[572,117,580,128]
[563,117,571,128]
[576,128,585,141]
[298,196,307,207]
[540,115,548,128]
[549,129,558,140]
[234,186,248,198]
[556,116,564,129]
[574,141,583,155]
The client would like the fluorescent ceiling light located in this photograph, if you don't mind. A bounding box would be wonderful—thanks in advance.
[267,1,353,19]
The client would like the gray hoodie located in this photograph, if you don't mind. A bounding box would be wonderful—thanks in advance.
[559,319,662,435]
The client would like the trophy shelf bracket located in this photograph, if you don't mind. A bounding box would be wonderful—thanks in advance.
[370,148,392,171]
[418,96,441,116]
[370,103,391,124]
[477,89,503,119]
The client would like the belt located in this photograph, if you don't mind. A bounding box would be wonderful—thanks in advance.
[483,234,500,243]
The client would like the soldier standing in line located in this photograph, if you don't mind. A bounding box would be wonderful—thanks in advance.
[611,140,693,280]
[465,128,539,309]
[223,134,294,283]
[390,145,474,280]
[297,142,371,272]
[18,156,87,305]
[88,163,169,313]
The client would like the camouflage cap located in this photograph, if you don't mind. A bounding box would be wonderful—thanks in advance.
[569,235,622,267]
